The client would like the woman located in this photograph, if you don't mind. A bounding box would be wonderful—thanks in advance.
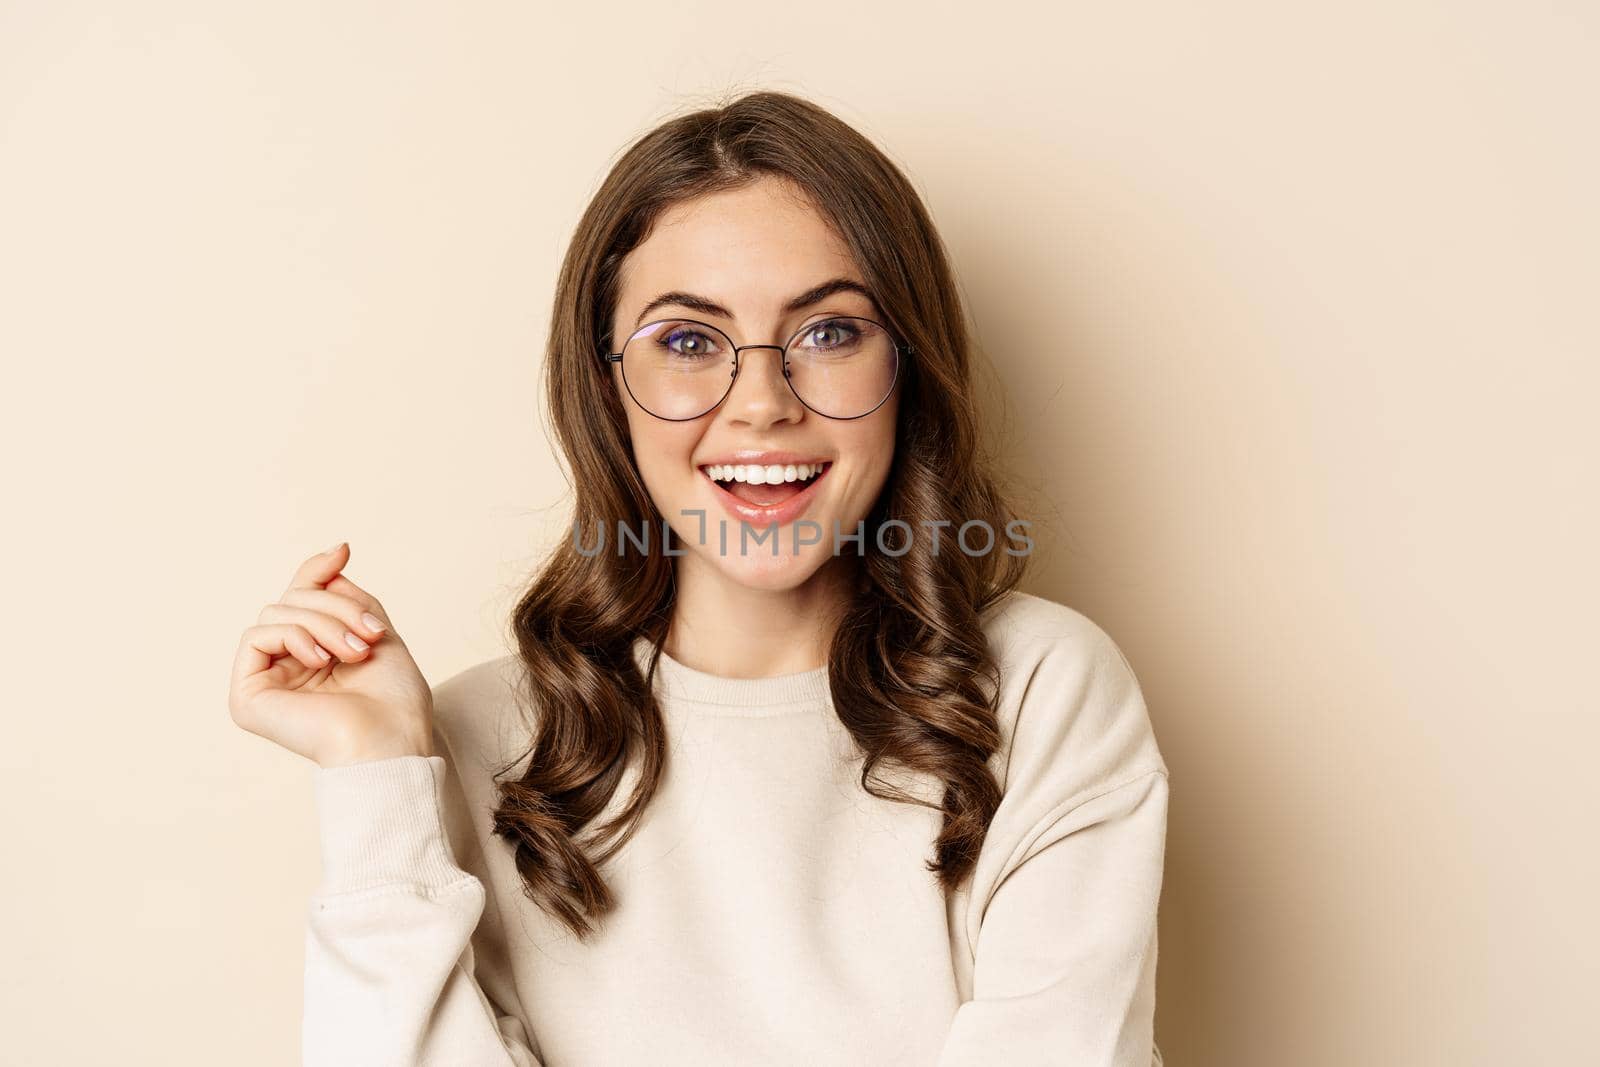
[228,90,1170,1066]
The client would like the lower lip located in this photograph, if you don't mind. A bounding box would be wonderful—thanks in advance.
[703,464,832,528]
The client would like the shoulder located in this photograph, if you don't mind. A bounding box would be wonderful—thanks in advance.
[427,652,531,779]
[431,651,525,712]
[978,589,1168,812]
[979,587,1122,662]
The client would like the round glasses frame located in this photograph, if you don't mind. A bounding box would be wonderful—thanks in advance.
[601,315,914,422]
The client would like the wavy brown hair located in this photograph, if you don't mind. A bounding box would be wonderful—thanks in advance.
[494,89,1029,939]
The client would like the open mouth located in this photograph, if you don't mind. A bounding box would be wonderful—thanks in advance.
[699,461,831,508]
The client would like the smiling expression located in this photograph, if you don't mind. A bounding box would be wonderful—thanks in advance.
[608,175,901,591]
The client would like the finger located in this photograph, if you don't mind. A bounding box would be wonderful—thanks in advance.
[230,622,333,696]
[323,573,394,630]
[278,587,390,643]
[256,603,376,662]
[283,541,350,598]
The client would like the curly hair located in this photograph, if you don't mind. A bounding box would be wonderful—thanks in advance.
[493,89,1029,939]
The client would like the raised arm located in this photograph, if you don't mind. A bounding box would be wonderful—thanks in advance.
[303,751,542,1067]
[227,543,542,1065]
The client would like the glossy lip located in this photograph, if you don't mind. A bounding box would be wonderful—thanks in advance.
[696,449,831,467]
[701,461,833,528]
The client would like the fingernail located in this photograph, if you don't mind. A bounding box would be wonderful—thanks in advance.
[361,612,386,632]
[327,541,345,555]
[314,645,332,662]
[343,632,369,652]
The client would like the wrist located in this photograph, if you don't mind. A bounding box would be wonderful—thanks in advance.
[318,733,435,770]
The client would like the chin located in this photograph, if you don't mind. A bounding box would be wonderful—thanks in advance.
[704,543,831,592]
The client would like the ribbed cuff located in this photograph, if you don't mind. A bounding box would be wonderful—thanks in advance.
[311,754,469,896]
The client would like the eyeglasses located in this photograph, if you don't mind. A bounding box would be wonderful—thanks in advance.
[602,315,912,421]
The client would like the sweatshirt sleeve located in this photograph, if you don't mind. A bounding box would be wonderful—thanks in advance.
[935,622,1171,1067]
[302,751,542,1067]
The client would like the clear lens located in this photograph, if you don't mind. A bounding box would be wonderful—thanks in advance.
[620,319,737,421]
[784,317,897,419]
[619,316,900,420]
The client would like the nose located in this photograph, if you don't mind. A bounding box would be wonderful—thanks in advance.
[722,344,803,426]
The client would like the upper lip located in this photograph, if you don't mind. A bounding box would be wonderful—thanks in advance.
[697,450,832,468]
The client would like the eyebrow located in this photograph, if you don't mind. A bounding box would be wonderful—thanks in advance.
[631,277,879,331]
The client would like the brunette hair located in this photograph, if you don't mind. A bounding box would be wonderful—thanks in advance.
[495,89,1028,938]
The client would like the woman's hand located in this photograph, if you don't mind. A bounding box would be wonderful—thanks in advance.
[229,542,435,769]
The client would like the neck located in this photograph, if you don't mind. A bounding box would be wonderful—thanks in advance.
[664,549,858,679]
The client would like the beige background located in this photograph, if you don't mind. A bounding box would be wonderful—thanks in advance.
[2,2,1595,1064]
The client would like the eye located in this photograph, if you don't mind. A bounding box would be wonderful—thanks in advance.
[660,327,723,359]
[799,319,861,350]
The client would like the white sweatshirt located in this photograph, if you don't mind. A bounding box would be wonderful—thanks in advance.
[302,590,1171,1065]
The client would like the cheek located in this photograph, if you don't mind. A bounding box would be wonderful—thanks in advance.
[628,420,699,493]
[855,410,899,490]
[826,433,896,519]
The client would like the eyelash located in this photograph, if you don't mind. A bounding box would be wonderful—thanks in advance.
[656,316,859,352]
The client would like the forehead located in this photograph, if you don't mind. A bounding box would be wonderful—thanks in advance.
[616,177,865,315]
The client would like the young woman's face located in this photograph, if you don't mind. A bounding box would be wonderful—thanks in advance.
[609,175,900,592]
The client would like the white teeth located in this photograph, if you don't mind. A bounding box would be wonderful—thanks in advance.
[702,462,828,485]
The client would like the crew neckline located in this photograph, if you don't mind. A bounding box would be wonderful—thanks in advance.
[630,637,832,711]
